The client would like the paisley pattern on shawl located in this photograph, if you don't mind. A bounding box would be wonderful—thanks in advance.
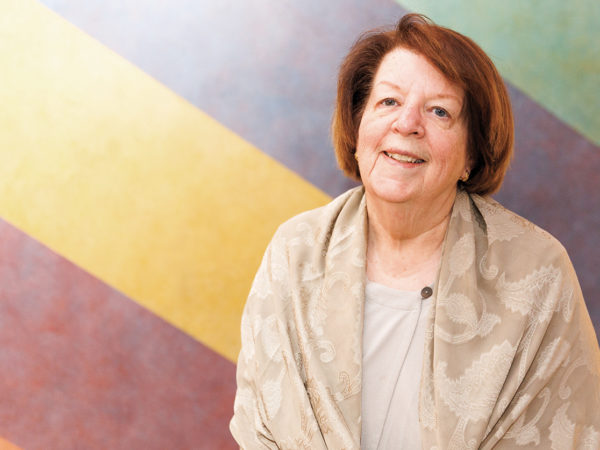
[230,187,600,449]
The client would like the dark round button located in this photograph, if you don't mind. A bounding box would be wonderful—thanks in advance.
[421,286,433,299]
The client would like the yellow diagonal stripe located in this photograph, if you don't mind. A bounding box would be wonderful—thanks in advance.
[0,0,330,361]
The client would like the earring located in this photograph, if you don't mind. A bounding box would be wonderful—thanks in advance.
[460,169,470,182]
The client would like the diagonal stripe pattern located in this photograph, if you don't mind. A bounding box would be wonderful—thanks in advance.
[1,0,329,363]
[0,218,236,448]
[1,0,598,448]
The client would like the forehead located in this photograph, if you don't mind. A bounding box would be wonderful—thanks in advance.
[372,47,464,100]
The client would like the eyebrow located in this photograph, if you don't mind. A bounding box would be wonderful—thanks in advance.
[374,80,463,104]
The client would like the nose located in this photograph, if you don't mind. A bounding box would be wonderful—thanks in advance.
[391,104,424,137]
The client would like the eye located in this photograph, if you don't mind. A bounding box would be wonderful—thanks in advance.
[432,107,449,118]
[381,98,398,107]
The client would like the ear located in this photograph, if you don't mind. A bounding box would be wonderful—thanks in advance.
[461,154,473,181]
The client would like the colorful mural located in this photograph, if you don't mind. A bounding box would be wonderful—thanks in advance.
[1,0,598,447]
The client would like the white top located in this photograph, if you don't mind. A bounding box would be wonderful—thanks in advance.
[361,280,432,450]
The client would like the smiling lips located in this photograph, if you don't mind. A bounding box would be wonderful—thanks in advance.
[383,151,425,164]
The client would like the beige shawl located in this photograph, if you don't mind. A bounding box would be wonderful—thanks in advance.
[230,187,600,449]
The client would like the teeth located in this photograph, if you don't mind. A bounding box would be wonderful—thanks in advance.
[384,151,424,163]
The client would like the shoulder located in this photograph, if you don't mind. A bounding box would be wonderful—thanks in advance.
[247,186,365,314]
[469,193,568,260]
[272,186,365,244]
[450,192,579,294]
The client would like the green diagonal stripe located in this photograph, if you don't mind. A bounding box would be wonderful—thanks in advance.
[396,0,600,145]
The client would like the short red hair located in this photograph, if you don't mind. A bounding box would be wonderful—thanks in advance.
[332,14,513,195]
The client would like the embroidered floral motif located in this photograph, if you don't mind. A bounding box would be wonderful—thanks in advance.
[306,378,332,435]
[503,389,550,446]
[448,233,475,278]
[436,340,516,422]
[496,265,563,321]
[260,369,284,421]
[436,292,500,343]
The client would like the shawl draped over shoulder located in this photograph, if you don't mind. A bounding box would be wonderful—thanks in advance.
[230,187,600,449]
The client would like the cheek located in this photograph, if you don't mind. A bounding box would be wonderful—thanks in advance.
[451,124,469,163]
[436,130,468,166]
[355,135,368,161]
[356,118,380,157]
[356,122,367,154]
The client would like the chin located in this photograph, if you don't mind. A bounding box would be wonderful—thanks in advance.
[365,181,417,204]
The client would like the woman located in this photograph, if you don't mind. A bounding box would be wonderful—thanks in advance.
[230,14,600,449]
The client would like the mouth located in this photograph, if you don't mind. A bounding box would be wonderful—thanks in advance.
[383,151,425,164]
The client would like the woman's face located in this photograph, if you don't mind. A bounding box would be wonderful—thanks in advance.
[356,47,469,209]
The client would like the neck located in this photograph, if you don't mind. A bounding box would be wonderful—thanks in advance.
[365,189,456,291]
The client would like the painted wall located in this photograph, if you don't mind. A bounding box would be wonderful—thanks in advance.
[1,0,598,448]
